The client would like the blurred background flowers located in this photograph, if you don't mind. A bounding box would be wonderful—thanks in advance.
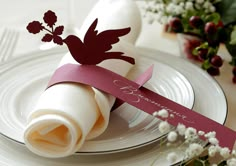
[143,0,236,83]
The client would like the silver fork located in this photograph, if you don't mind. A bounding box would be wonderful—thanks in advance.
[0,29,19,63]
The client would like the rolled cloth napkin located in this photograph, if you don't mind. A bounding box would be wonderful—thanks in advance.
[24,0,142,158]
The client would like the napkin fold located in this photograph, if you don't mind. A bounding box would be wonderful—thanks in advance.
[24,0,142,158]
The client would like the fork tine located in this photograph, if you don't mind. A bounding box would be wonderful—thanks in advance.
[4,30,19,61]
[0,29,19,63]
[0,29,8,61]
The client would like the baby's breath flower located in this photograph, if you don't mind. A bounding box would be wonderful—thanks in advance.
[179,2,184,7]
[194,3,201,10]
[220,147,231,159]
[158,121,170,133]
[166,3,175,13]
[145,12,155,24]
[167,152,178,163]
[196,0,204,4]
[144,0,218,26]
[209,5,216,12]
[170,114,174,118]
[167,131,178,142]
[208,137,219,145]
[176,123,186,136]
[157,109,169,118]
[232,150,236,156]
[227,158,236,166]
[203,1,211,9]
[172,0,179,4]
[174,6,184,15]
[185,127,198,141]
[205,131,216,138]
[160,15,169,24]
[185,2,194,10]
[186,143,204,158]
[152,111,159,117]
[208,145,219,157]
[166,142,172,147]
[198,130,205,136]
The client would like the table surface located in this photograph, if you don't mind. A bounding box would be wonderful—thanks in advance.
[0,0,235,164]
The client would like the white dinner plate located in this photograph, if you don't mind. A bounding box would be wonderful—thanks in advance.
[0,46,194,154]
[0,47,227,166]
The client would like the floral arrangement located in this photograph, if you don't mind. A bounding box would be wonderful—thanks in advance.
[27,10,64,45]
[143,0,236,83]
[152,109,236,166]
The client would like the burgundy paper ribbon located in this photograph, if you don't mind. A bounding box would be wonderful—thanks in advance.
[47,63,236,150]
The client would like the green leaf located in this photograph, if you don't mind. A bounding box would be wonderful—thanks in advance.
[215,0,236,25]
[223,25,236,60]
[225,39,236,58]
[192,48,199,56]
[230,38,236,45]
[207,47,218,58]
[199,42,209,49]
[205,13,221,24]
[202,59,211,70]
[229,57,236,66]
[230,26,236,45]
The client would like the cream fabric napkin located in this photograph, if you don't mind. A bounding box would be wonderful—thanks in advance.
[24,0,142,158]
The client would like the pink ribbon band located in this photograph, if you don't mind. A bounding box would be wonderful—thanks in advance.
[47,63,236,150]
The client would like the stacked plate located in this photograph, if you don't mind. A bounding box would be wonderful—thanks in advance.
[0,47,227,165]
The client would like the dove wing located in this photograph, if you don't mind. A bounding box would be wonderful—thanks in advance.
[83,18,99,45]
[96,27,131,52]
[83,18,131,53]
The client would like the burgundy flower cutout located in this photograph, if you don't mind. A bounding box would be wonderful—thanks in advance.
[26,21,43,34]
[43,10,57,27]
[26,10,64,45]
[26,10,134,65]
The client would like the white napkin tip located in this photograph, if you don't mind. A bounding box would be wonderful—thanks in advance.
[24,114,82,158]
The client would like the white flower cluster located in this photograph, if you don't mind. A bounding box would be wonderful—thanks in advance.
[158,120,170,133]
[144,0,221,24]
[152,109,236,165]
[153,108,169,118]
[227,158,236,166]
[153,109,172,133]
[185,143,204,158]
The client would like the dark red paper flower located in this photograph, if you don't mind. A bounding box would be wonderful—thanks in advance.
[54,26,64,35]
[43,10,57,27]
[27,10,134,65]
[42,34,53,42]
[27,10,64,46]
[53,35,63,45]
[26,21,43,34]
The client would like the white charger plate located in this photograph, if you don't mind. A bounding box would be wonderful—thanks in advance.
[0,47,227,166]
[0,46,194,154]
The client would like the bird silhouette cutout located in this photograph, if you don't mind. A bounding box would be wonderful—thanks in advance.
[63,18,135,65]
[27,11,135,65]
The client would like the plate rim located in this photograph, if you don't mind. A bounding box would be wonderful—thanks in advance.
[0,47,228,166]
[0,46,227,156]
[0,47,196,155]
[137,47,228,125]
